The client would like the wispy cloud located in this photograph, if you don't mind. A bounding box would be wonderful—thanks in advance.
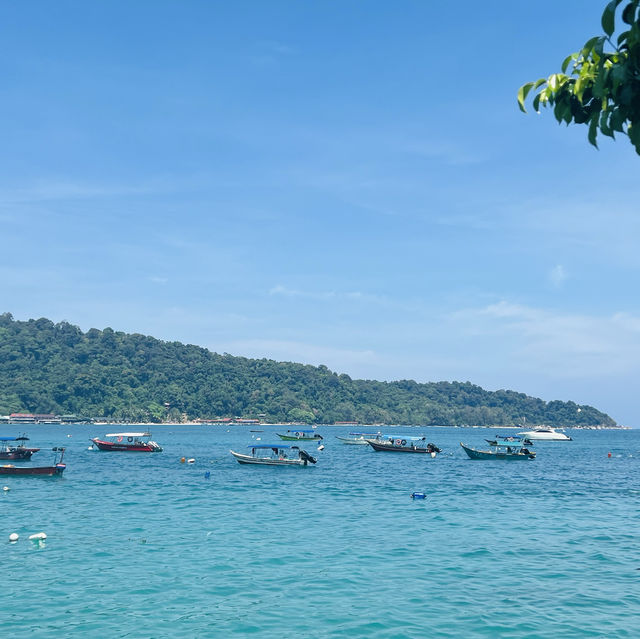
[451,300,640,378]
[269,284,386,304]
[549,264,567,288]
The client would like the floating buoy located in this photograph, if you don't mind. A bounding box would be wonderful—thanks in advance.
[608,452,612,458]
[180,457,186,463]
[9,533,18,542]
[256,437,261,441]
[3,486,10,492]
[411,492,427,499]
[29,532,47,541]
[187,458,195,464]
[204,471,210,479]
[317,444,325,451]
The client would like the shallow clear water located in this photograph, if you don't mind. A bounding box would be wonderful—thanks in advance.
[2,425,638,638]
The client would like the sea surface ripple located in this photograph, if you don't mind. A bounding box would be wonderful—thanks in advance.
[2,425,639,638]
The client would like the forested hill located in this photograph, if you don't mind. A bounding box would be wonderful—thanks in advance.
[0,313,616,427]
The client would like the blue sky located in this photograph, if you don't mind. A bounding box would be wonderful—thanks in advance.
[2,1,640,425]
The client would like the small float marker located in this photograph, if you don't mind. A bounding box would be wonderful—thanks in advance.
[204,471,210,479]
[187,458,195,464]
[2,486,10,492]
[411,492,427,499]
[317,444,325,451]
[29,532,47,541]
[9,533,19,542]
[608,452,612,458]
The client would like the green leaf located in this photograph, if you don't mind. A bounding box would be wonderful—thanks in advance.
[600,110,615,138]
[532,94,542,112]
[602,0,623,37]
[628,123,640,155]
[610,107,625,132]
[622,2,637,24]
[517,82,534,112]
[561,54,575,73]
[588,113,600,148]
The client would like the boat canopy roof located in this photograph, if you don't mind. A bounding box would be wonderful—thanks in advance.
[0,436,21,441]
[248,444,300,449]
[287,429,316,433]
[384,435,426,441]
[105,432,151,438]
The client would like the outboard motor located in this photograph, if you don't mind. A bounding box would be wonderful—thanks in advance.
[298,449,317,465]
[426,443,442,454]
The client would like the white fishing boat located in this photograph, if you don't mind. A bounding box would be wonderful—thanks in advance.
[335,432,383,445]
[230,444,317,466]
[517,427,572,441]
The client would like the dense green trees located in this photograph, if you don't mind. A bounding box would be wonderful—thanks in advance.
[0,313,615,427]
[519,0,640,154]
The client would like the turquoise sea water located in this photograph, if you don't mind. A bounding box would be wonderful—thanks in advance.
[2,425,639,638]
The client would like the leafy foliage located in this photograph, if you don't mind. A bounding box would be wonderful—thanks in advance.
[0,313,615,427]
[519,0,640,154]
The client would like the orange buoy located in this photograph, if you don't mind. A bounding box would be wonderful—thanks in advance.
[180,457,186,463]
[608,452,612,458]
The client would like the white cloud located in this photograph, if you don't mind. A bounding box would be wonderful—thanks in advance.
[549,264,567,288]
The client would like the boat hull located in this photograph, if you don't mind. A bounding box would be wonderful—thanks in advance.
[0,464,66,476]
[367,440,438,455]
[276,433,322,441]
[460,443,535,460]
[91,439,162,452]
[0,448,38,460]
[335,436,372,445]
[230,450,308,466]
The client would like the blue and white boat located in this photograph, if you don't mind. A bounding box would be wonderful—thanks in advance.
[230,444,317,466]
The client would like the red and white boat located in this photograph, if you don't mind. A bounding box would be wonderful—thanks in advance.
[0,435,40,461]
[90,432,163,452]
[0,447,66,476]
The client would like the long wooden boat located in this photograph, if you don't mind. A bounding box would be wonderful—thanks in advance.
[367,436,442,455]
[230,444,317,466]
[90,432,163,452]
[276,429,323,441]
[460,442,536,460]
[0,447,66,476]
[0,436,40,460]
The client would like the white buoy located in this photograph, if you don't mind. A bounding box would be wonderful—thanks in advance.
[9,533,19,542]
[187,458,195,464]
[3,486,10,492]
[317,444,325,451]
[29,532,47,541]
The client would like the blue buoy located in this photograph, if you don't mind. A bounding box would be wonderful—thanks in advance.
[204,471,210,479]
[411,492,426,499]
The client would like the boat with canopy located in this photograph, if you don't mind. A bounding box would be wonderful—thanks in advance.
[276,430,323,441]
[0,435,40,460]
[460,441,536,460]
[230,444,317,466]
[90,432,163,452]
[0,447,66,476]
[367,436,442,456]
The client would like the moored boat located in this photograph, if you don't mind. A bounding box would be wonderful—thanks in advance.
[485,435,533,447]
[461,441,536,460]
[230,444,317,466]
[517,427,572,441]
[0,435,40,460]
[90,432,163,452]
[367,436,442,455]
[276,429,323,441]
[336,432,383,445]
[0,447,66,476]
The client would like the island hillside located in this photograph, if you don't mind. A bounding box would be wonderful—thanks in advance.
[0,313,616,427]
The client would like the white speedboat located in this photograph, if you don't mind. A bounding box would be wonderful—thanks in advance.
[517,427,572,441]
